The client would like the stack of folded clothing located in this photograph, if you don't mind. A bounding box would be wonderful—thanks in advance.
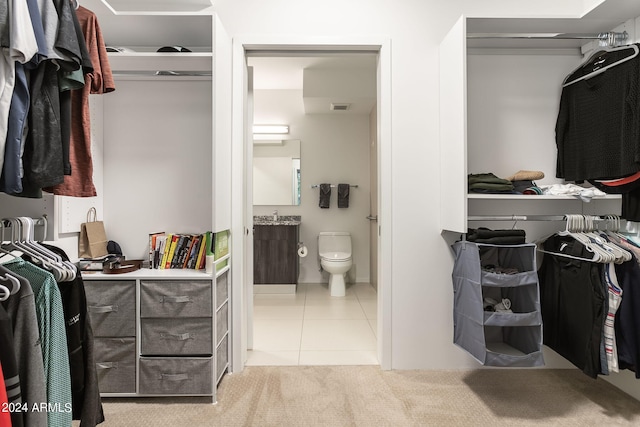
[465,227,526,245]
[506,170,544,195]
[468,173,514,194]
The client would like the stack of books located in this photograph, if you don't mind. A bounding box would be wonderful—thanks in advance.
[148,231,211,269]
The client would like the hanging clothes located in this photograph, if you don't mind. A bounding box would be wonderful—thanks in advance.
[31,245,104,426]
[0,264,47,427]
[0,303,24,427]
[2,258,72,427]
[556,45,640,182]
[0,0,38,178]
[555,44,640,220]
[538,234,606,379]
[613,253,640,377]
[0,363,13,427]
[44,5,115,197]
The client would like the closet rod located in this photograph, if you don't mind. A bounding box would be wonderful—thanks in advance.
[467,31,628,45]
[468,215,602,222]
[111,70,212,77]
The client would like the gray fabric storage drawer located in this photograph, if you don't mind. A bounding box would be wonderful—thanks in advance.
[140,318,212,355]
[140,280,212,318]
[139,357,213,395]
[216,302,228,344]
[216,272,228,310]
[216,334,228,382]
[85,280,136,337]
[95,337,136,393]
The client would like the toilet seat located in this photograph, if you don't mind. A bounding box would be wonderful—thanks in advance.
[320,251,351,261]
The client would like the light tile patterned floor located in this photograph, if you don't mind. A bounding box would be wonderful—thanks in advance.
[247,283,378,366]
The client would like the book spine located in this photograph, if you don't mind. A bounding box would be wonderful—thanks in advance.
[183,235,198,268]
[170,235,186,269]
[159,234,172,269]
[195,232,208,269]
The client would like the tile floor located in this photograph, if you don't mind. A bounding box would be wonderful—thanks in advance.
[246,282,379,366]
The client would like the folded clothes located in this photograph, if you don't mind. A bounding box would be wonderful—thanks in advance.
[506,170,545,181]
[466,227,526,245]
[512,180,534,193]
[467,227,526,239]
[468,173,514,193]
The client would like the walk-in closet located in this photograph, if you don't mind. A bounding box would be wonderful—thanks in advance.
[441,12,640,400]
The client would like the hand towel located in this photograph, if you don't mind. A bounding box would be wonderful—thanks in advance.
[319,183,331,208]
[337,183,350,208]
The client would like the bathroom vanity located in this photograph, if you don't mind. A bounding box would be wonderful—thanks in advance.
[253,216,301,293]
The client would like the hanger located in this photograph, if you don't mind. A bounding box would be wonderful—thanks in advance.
[71,0,80,10]
[594,215,632,263]
[0,271,21,296]
[2,217,70,282]
[563,44,639,87]
[20,217,77,281]
[602,215,637,260]
[538,214,609,263]
[0,283,9,301]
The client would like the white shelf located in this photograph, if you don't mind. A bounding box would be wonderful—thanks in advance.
[468,193,622,200]
[82,268,213,280]
[100,0,213,15]
[108,52,212,73]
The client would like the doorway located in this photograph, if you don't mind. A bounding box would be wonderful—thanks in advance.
[230,39,392,372]
[247,51,379,366]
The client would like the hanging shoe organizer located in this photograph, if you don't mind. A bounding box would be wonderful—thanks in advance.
[451,241,544,367]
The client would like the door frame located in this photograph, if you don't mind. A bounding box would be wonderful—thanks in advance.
[230,35,392,371]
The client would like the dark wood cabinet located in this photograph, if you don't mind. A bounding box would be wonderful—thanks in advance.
[253,224,300,284]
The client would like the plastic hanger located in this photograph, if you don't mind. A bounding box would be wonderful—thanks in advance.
[4,217,68,281]
[594,215,632,263]
[538,214,603,263]
[18,217,76,281]
[0,283,9,301]
[0,271,21,295]
[563,44,639,87]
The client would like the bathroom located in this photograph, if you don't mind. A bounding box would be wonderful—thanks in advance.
[248,53,379,365]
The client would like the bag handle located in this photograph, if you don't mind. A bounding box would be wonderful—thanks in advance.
[87,207,97,223]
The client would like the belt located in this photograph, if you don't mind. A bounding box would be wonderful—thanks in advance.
[102,259,144,274]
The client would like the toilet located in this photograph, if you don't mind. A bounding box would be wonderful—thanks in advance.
[318,232,352,297]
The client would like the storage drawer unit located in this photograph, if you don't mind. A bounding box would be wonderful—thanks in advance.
[215,268,230,382]
[82,269,230,400]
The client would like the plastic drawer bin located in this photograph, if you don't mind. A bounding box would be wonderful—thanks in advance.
[451,241,544,367]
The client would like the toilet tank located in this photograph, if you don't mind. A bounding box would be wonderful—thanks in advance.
[318,232,351,255]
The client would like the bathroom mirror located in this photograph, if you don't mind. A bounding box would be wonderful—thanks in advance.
[253,139,301,206]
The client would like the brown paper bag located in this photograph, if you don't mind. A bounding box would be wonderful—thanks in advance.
[79,207,108,259]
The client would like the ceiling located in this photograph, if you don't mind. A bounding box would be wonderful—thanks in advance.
[247,53,376,90]
[247,53,377,114]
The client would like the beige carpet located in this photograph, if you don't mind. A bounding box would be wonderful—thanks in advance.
[96,366,640,426]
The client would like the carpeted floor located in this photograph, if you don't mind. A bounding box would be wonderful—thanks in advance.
[96,366,640,426]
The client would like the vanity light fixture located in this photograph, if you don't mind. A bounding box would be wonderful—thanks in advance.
[253,139,284,145]
[253,125,289,135]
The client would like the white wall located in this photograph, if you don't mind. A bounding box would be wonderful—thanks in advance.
[252,89,371,283]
